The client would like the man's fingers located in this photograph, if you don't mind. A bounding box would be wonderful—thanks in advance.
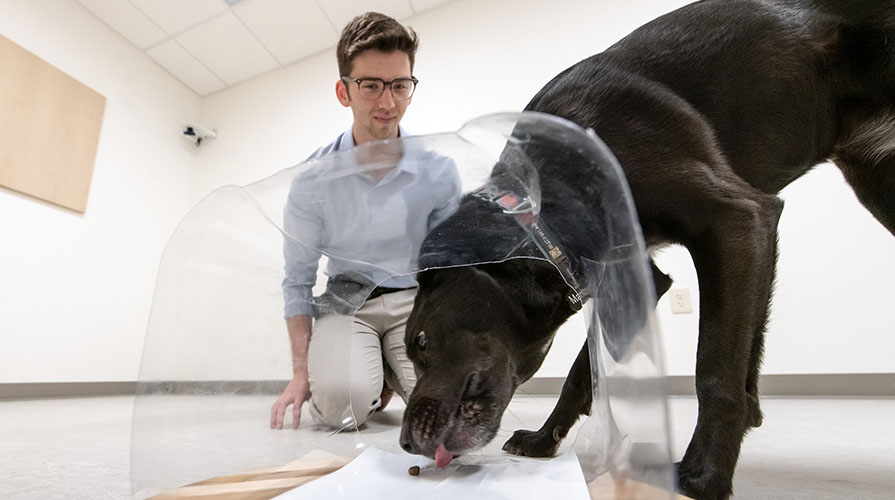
[276,404,285,430]
[271,401,287,429]
[270,388,308,429]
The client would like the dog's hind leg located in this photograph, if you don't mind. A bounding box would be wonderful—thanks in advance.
[652,163,783,500]
[502,340,592,457]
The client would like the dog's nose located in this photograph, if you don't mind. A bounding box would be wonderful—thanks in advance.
[400,438,413,453]
[399,426,418,454]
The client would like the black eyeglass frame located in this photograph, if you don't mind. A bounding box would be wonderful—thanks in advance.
[340,76,419,101]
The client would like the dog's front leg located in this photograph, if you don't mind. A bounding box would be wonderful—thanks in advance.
[502,340,592,457]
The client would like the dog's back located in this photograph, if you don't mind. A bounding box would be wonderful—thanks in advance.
[527,0,894,204]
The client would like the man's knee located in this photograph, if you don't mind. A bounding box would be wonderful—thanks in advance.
[309,379,380,429]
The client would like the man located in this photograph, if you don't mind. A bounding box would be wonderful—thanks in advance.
[270,12,461,431]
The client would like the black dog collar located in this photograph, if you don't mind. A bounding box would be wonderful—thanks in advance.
[472,185,586,311]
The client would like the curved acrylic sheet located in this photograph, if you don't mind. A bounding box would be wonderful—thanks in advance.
[131,112,673,498]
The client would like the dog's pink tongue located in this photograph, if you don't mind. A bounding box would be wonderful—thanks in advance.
[434,443,453,468]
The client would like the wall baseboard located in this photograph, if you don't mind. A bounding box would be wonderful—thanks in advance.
[0,381,137,400]
[2,374,893,400]
[521,373,895,398]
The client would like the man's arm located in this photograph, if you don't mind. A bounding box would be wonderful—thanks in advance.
[270,314,312,429]
[274,157,331,428]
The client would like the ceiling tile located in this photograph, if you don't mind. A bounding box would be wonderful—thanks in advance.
[175,12,280,86]
[317,0,415,32]
[76,0,167,49]
[234,0,338,65]
[130,0,229,36]
[79,0,460,95]
[146,40,227,96]
[410,0,453,14]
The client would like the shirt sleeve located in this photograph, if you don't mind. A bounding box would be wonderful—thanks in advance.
[281,180,324,318]
[428,158,463,231]
[281,133,347,317]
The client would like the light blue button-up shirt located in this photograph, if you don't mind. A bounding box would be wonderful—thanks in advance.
[282,127,462,317]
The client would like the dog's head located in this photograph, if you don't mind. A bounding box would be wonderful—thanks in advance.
[399,260,572,465]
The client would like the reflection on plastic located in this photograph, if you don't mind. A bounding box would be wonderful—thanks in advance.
[131,112,673,499]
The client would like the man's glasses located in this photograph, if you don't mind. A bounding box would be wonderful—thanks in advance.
[341,76,419,101]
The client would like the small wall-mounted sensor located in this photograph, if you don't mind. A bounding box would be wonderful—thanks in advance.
[182,125,217,147]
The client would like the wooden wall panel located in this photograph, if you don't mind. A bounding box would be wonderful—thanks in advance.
[0,34,106,213]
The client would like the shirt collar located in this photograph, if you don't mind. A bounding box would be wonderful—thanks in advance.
[340,125,417,177]
[339,125,409,148]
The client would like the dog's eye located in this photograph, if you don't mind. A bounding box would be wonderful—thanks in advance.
[416,331,427,351]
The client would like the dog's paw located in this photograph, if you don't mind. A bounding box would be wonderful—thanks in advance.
[746,394,763,428]
[502,428,561,457]
[675,461,733,500]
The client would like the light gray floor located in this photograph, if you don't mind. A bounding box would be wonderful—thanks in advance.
[1,394,894,499]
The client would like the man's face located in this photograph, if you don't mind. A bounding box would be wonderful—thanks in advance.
[337,50,413,145]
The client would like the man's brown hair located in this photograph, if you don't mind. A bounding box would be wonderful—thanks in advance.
[337,12,419,77]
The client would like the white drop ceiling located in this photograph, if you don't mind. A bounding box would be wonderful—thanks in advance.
[76,0,454,96]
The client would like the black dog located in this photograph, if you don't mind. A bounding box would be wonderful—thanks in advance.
[399,1,895,498]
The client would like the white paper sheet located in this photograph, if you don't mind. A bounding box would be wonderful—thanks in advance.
[273,446,591,500]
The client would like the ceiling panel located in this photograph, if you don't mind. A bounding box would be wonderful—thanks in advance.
[77,0,459,96]
[146,40,227,96]
[175,12,279,86]
[130,0,229,36]
[76,0,167,49]
[233,0,338,65]
[317,0,416,33]
[410,0,453,13]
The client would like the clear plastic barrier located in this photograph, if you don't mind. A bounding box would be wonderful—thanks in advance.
[131,112,673,498]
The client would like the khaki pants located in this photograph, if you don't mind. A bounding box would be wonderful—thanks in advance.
[307,288,417,429]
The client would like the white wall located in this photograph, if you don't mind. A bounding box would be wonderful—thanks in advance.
[2,0,893,384]
[0,0,201,382]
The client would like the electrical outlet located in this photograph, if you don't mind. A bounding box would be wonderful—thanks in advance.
[669,288,693,314]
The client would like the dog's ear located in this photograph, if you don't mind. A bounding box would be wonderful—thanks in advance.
[479,259,570,313]
[416,269,435,289]
[523,259,574,310]
[416,266,495,301]
[417,267,474,290]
